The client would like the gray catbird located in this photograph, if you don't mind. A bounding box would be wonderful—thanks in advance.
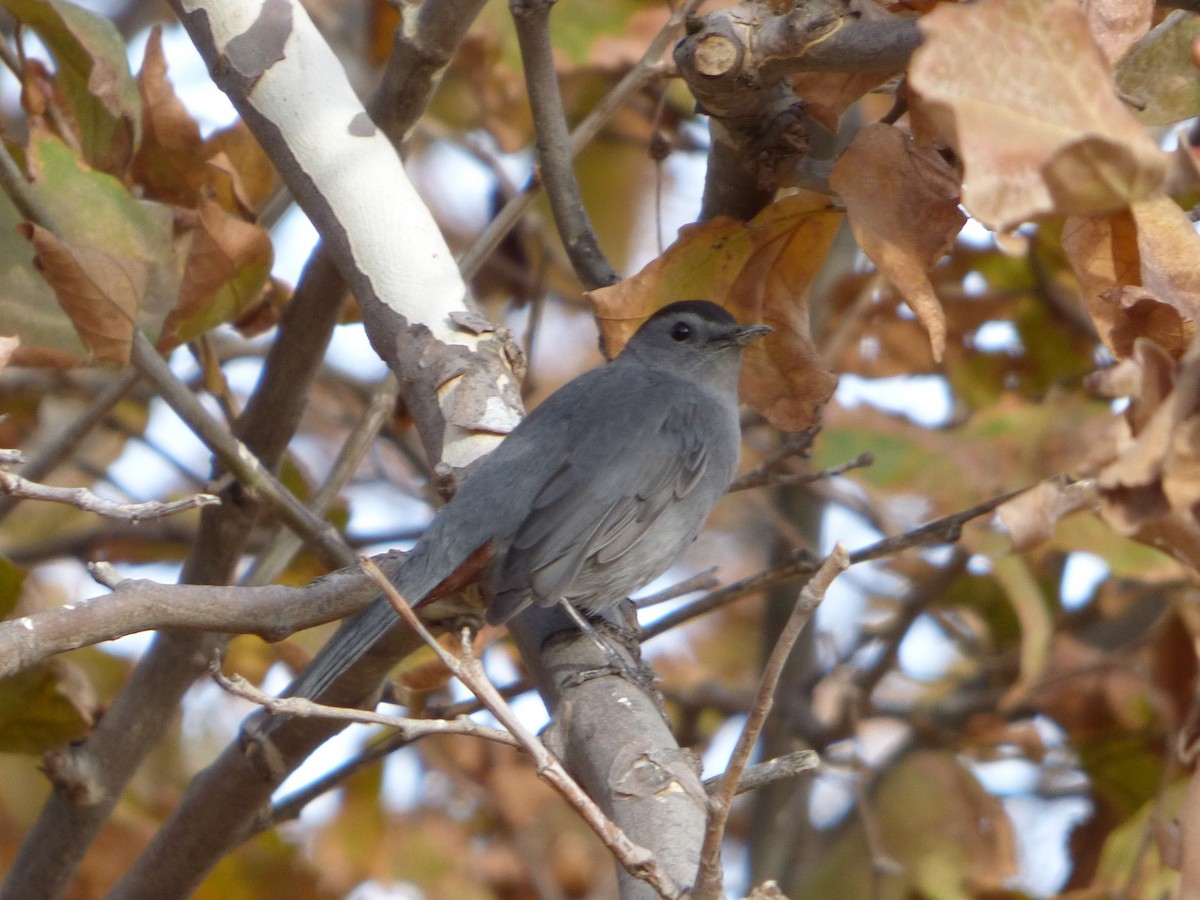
[288,300,769,701]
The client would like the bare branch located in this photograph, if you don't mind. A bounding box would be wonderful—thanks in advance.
[693,544,848,898]
[129,333,356,570]
[363,557,684,899]
[634,567,721,609]
[212,664,518,747]
[0,554,406,681]
[644,487,1023,640]
[0,368,140,524]
[511,0,619,289]
[370,0,489,147]
[459,0,705,281]
[0,470,218,522]
[702,749,820,797]
[729,451,874,492]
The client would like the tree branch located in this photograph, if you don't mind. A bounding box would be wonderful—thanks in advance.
[0,554,408,680]
[364,558,684,898]
[212,663,518,748]
[0,471,217,521]
[511,0,619,290]
[693,544,848,898]
[458,0,704,281]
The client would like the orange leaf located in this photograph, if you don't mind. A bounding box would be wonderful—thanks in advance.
[19,222,143,364]
[588,193,840,431]
[910,0,1166,230]
[830,123,965,361]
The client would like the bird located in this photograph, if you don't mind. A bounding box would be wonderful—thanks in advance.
[287,300,770,702]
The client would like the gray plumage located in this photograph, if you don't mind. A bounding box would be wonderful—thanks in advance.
[289,300,768,701]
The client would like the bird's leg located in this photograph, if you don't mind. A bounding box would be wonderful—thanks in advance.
[553,600,663,697]
[557,598,628,671]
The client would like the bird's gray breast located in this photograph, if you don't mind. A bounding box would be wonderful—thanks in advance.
[484,364,741,623]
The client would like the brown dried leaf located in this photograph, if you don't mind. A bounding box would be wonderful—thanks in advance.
[1064,197,1200,359]
[910,0,1166,230]
[18,222,143,364]
[997,476,1099,550]
[205,122,279,214]
[830,123,965,360]
[791,70,891,133]
[131,26,206,207]
[1062,210,1141,354]
[589,193,840,431]
[160,198,273,348]
[1097,345,1200,570]
[1132,195,1200,317]
[1108,287,1193,358]
[1080,0,1154,64]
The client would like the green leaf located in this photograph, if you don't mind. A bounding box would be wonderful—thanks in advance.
[0,0,141,172]
[1116,11,1200,127]
[2,132,182,363]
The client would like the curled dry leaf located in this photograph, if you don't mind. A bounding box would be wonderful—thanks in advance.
[132,26,206,207]
[997,476,1099,551]
[588,193,840,431]
[1094,338,1200,570]
[791,70,892,134]
[3,0,140,175]
[159,198,274,350]
[18,223,144,365]
[1064,195,1200,359]
[909,0,1166,230]
[830,123,966,361]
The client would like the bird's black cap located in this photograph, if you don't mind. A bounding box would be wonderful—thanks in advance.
[646,300,737,326]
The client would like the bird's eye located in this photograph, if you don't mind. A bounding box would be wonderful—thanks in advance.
[670,321,692,342]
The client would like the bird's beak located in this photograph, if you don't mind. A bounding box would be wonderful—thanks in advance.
[731,324,772,346]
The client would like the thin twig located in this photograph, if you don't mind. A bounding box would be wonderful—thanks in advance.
[128,333,355,570]
[729,452,874,493]
[243,375,400,586]
[692,545,849,898]
[643,488,1023,640]
[361,557,684,899]
[701,749,819,797]
[0,368,141,523]
[264,729,413,829]
[634,567,721,609]
[0,471,218,521]
[212,664,517,747]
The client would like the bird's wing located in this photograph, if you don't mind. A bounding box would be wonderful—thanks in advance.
[487,388,719,623]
